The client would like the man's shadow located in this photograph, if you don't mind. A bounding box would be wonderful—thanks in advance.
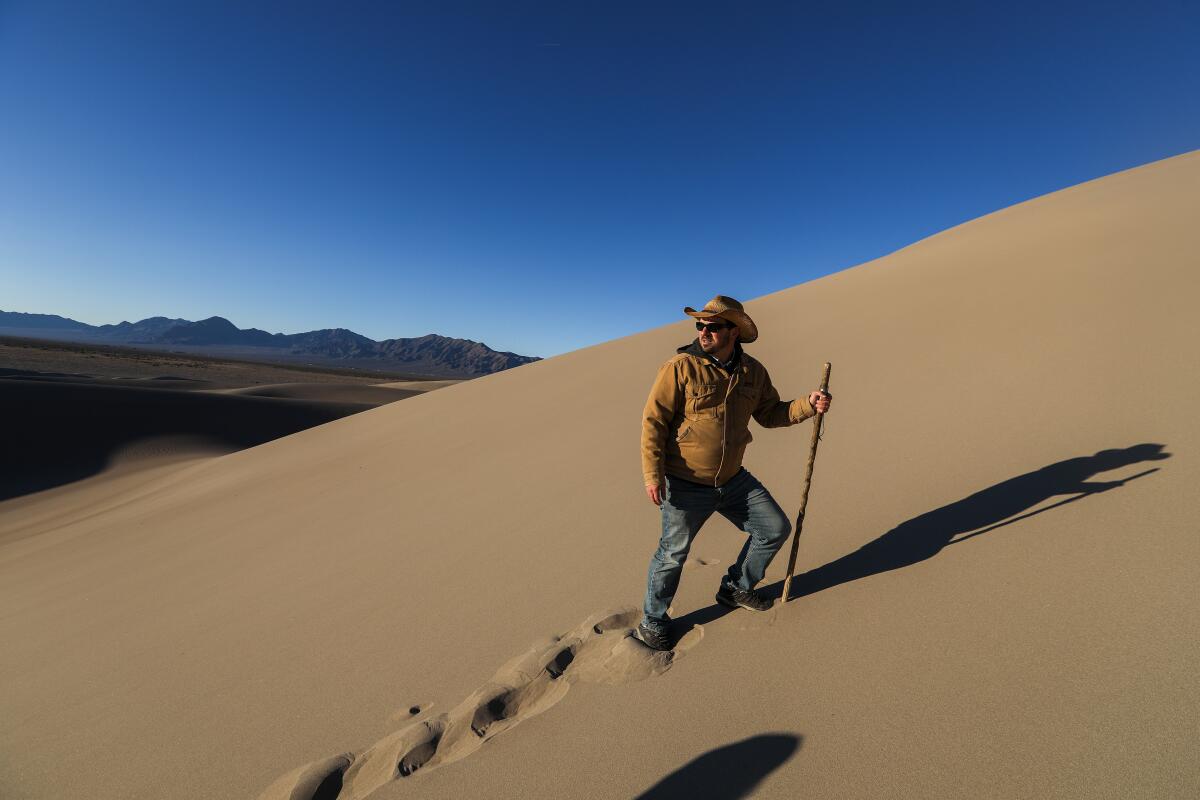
[674,443,1170,634]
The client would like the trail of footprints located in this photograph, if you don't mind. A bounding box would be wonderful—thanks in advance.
[258,607,703,800]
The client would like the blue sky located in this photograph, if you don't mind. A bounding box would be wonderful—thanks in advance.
[1,1,1197,357]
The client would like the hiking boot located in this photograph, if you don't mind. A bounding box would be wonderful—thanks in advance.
[716,583,773,612]
[634,623,672,652]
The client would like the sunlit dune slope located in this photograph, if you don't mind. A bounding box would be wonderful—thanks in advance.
[1,152,1197,800]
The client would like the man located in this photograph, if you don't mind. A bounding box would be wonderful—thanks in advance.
[637,295,832,651]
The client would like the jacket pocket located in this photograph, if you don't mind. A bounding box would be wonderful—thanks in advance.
[675,423,693,442]
[685,383,721,419]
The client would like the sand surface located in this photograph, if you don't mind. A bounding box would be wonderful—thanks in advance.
[2,152,1198,799]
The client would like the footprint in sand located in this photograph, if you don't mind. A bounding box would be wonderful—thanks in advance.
[257,753,354,800]
[260,607,702,800]
[344,717,447,796]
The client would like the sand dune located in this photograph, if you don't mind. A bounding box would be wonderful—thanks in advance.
[210,382,427,405]
[372,379,463,393]
[0,366,448,547]
[2,152,1198,800]
[0,377,368,503]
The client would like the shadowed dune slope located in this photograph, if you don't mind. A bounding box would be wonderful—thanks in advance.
[371,379,462,393]
[2,152,1198,800]
[0,379,370,502]
[210,382,425,404]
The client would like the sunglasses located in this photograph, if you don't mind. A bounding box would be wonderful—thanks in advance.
[696,321,734,333]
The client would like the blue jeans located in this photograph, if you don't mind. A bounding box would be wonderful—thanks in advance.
[642,468,791,633]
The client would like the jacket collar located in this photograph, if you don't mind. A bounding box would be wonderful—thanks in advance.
[677,339,744,373]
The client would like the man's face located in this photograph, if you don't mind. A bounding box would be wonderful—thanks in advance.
[696,316,738,353]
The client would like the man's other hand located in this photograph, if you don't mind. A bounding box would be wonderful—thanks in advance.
[646,482,664,506]
[809,390,832,414]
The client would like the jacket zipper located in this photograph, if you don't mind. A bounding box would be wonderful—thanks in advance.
[713,371,738,485]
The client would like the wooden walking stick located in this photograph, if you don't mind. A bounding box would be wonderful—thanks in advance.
[781,362,832,603]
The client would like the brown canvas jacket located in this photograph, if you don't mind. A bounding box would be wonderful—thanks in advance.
[641,340,815,487]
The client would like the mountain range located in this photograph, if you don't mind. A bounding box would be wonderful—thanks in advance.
[0,311,540,377]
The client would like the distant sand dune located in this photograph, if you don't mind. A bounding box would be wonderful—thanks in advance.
[2,152,1198,800]
[0,378,365,503]
[372,379,463,393]
[210,382,425,404]
[0,371,449,507]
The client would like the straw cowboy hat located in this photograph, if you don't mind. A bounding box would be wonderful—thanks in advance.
[684,295,759,343]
